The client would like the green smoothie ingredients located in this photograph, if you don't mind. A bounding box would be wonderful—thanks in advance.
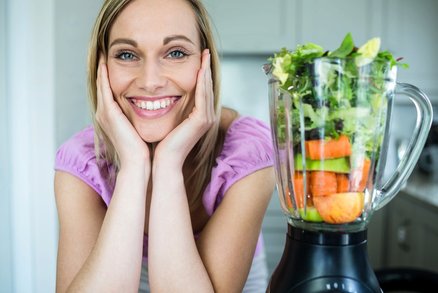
[269,33,408,224]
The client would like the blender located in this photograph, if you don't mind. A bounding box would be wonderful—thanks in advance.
[264,57,433,292]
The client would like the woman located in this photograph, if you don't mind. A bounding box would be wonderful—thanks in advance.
[54,0,275,292]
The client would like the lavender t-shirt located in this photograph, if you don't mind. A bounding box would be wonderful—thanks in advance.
[55,116,274,258]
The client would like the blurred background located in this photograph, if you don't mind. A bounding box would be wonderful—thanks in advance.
[1,0,437,292]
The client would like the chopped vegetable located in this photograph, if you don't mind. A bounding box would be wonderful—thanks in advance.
[294,153,350,173]
[309,171,337,197]
[292,172,305,208]
[313,192,364,224]
[336,174,350,193]
[305,135,352,160]
[299,207,323,222]
[355,37,381,66]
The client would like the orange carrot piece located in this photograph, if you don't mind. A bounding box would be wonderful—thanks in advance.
[310,171,337,197]
[336,173,350,193]
[292,172,304,209]
[284,172,313,210]
[350,157,371,192]
[305,135,352,160]
[314,192,364,224]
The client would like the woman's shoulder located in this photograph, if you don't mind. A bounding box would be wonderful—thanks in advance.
[54,125,114,206]
[203,110,274,214]
[219,107,272,146]
[55,126,96,167]
[221,112,273,160]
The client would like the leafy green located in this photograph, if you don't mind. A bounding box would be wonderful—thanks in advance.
[328,32,355,58]
[268,33,408,158]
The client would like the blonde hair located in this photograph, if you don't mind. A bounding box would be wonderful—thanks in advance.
[87,0,224,211]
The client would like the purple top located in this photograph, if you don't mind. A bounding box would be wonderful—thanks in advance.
[55,116,274,258]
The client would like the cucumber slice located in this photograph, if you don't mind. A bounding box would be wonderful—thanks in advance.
[299,207,324,222]
[294,153,350,173]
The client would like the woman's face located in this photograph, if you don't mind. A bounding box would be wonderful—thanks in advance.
[107,0,202,142]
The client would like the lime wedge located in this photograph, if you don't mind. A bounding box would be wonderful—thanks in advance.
[355,37,381,66]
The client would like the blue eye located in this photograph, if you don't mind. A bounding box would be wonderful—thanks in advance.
[116,51,136,61]
[167,50,187,59]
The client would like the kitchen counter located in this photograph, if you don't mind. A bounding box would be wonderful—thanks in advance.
[400,171,438,212]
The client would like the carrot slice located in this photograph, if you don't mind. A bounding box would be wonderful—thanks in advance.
[285,172,311,209]
[293,172,305,209]
[350,157,371,192]
[305,135,352,160]
[309,171,337,197]
[336,173,350,193]
[313,192,364,224]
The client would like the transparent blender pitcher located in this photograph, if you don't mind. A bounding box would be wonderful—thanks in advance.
[265,57,433,293]
[268,57,432,232]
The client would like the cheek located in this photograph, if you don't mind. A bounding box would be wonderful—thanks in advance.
[107,65,133,98]
[172,63,199,94]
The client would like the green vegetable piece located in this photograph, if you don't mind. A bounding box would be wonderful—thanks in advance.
[355,37,381,66]
[299,207,324,222]
[328,32,355,58]
[294,153,350,173]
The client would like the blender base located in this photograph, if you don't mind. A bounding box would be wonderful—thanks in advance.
[267,225,382,293]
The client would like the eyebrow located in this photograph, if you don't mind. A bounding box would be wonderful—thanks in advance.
[109,35,195,49]
[109,38,138,48]
[163,35,195,45]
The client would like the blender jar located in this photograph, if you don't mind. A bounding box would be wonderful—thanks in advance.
[267,57,433,233]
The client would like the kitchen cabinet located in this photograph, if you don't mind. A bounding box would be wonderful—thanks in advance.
[202,0,297,54]
[298,0,382,49]
[205,0,438,102]
[203,0,383,54]
[385,191,438,272]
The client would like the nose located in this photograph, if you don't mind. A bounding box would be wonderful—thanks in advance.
[136,58,167,93]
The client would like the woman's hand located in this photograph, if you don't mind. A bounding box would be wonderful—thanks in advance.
[96,57,151,169]
[154,49,216,167]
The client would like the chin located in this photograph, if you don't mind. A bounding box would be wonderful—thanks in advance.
[140,133,166,143]
[135,122,174,144]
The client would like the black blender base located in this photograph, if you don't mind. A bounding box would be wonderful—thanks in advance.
[267,225,382,293]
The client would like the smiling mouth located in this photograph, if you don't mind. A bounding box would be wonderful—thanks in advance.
[130,97,180,111]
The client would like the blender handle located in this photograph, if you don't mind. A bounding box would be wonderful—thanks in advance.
[375,83,433,210]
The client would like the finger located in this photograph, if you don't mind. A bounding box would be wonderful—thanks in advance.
[96,59,103,107]
[204,54,215,119]
[98,61,114,106]
[194,49,210,116]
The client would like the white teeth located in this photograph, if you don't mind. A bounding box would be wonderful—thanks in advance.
[133,98,175,111]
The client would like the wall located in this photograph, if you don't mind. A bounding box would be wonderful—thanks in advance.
[55,0,103,146]
[0,0,13,291]
[1,0,104,290]
[2,0,58,292]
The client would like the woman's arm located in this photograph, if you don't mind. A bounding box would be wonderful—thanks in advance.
[55,60,151,292]
[196,167,275,292]
[55,164,148,293]
[148,164,275,293]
